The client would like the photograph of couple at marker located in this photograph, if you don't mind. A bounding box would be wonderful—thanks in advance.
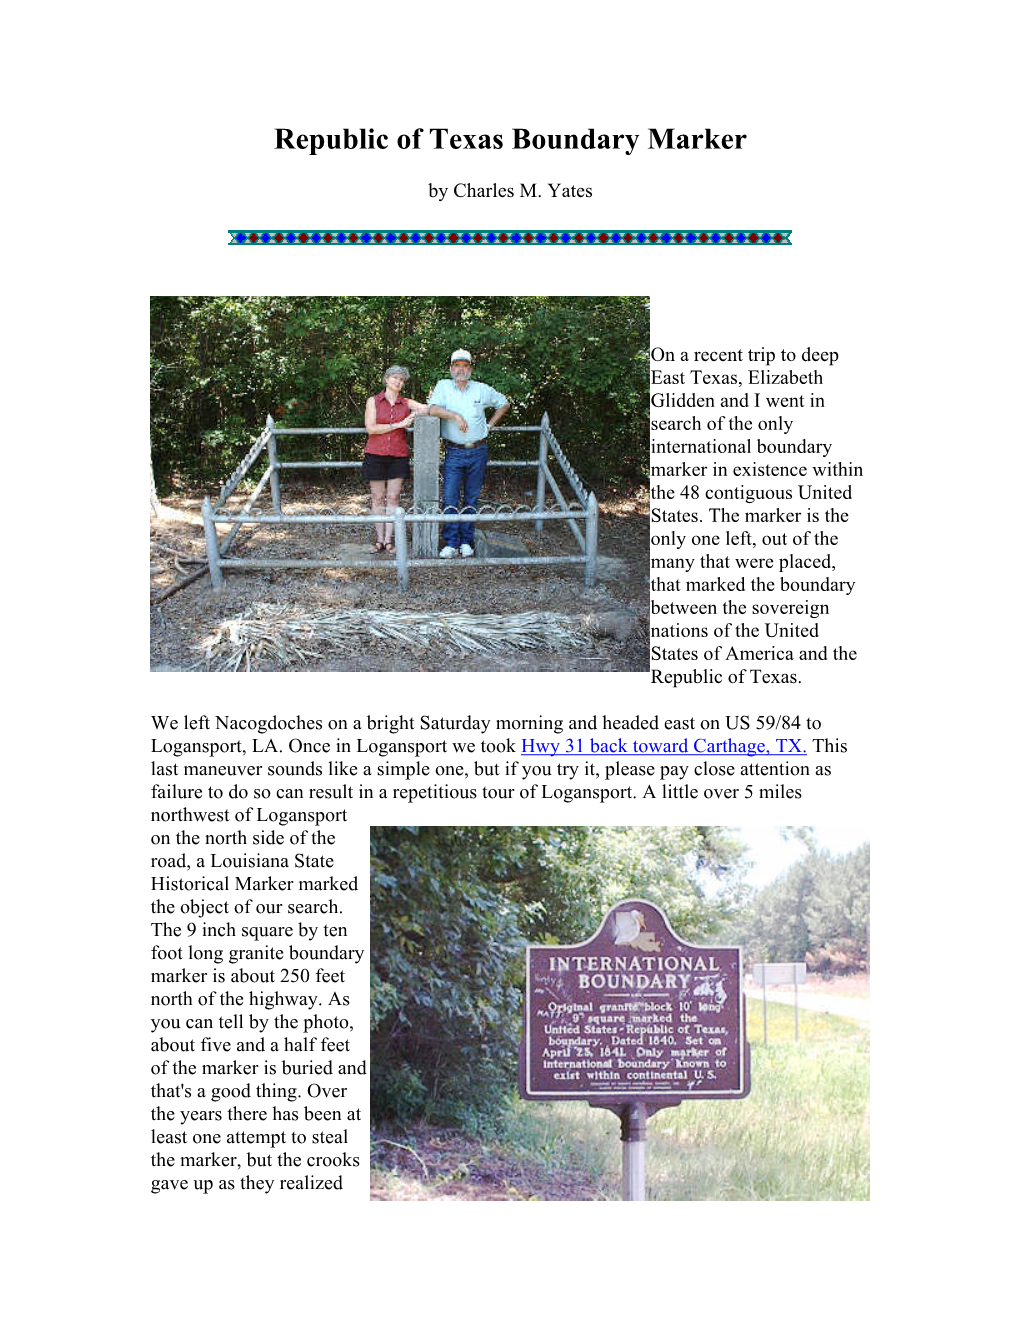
[150,295,649,674]
[369,824,869,1201]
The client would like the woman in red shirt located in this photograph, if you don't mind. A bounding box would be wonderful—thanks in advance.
[363,366,428,552]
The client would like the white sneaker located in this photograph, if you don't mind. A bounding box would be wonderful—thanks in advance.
[439,545,457,558]
[460,543,475,558]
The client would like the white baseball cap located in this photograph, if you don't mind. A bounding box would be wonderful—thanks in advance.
[450,349,472,363]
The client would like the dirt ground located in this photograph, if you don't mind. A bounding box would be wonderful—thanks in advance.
[370,1123,607,1201]
[150,472,649,673]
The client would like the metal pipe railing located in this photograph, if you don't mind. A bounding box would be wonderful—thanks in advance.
[275,459,538,469]
[543,419,588,506]
[218,555,587,570]
[208,508,582,526]
[203,415,596,593]
[271,424,541,435]
[214,425,271,512]
[535,418,549,533]
[540,460,586,552]
[218,466,273,557]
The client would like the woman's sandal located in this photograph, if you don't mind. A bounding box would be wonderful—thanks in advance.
[369,541,387,554]
[383,542,395,554]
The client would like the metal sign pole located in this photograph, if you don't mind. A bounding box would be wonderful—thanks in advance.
[762,980,768,1046]
[621,1102,647,1201]
[794,976,799,1042]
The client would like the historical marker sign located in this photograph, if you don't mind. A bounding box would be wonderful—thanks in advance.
[521,900,750,1108]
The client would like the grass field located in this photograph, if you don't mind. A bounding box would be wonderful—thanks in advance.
[371,1001,869,1200]
[498,1000,870,1201]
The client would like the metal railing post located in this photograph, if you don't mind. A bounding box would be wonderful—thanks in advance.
[584,490,599,587]
[202,497,224,591]
[536,413,549,534]
[393,507,410,592]
[267,414,282,515]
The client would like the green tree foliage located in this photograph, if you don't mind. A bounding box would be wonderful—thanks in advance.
[547,826,748,942]
[370,825,745,1127]
[805,842,870,973]
[725,842,870,972]
[150,295,650,493]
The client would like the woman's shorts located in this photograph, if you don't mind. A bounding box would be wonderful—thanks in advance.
[362,452,410,481]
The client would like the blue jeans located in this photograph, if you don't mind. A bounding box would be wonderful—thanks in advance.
[442,442,488,548]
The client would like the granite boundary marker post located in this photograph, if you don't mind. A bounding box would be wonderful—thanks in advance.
[520,899,750,1200]
[411,414,440,559]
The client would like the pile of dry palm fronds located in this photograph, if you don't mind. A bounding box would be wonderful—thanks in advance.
[196,604,593,671]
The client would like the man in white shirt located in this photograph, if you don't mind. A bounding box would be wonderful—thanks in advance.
[427,350,510,557]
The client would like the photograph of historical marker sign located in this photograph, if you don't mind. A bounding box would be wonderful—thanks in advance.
[371,827,868,1201]
[521,899,750,1106]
